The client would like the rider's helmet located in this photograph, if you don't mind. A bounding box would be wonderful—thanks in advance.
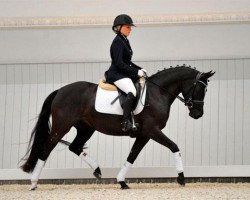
[112,14,135,33]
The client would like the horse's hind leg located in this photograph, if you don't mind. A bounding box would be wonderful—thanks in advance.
[69,122,101,180]
[30,124,70,190]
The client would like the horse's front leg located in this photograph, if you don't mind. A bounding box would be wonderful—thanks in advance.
[117,136,149,189]
[149,129,185,186]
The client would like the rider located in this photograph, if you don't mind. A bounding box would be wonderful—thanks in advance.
[105,14,146,132]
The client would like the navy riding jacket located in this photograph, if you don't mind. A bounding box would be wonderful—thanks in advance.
[105,33,141,83]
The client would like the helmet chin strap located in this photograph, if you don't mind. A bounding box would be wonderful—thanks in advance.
[120,32,128,38]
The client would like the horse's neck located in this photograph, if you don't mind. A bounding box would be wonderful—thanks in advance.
[149,68,197,105]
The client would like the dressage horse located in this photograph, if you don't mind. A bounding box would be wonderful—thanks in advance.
[20,66,215,190]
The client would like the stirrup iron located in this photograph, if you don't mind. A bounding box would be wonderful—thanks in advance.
[131,112,137,131]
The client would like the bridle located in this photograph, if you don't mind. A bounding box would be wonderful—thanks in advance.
[183,72,207,109]
[144,72,208,108]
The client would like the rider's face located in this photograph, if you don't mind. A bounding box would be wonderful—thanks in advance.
[120,25,132,37]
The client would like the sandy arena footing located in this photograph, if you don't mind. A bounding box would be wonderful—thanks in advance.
[0,182,249,200]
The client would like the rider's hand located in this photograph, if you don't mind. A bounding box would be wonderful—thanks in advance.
[141,69,147,74]
[138,69,147,77]
[138,70,144,77]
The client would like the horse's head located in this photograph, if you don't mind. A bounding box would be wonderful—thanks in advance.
[182,71,215,119]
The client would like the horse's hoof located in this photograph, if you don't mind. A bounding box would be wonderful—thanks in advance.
[30,186,37,191]
[30,181,38,191]
[93,167,102,180]
[177,172,185,186]
[119,181,130,189]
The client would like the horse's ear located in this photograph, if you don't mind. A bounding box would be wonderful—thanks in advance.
[200,70,216,80]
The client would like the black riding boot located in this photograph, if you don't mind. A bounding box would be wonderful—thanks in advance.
[122,92,135,132]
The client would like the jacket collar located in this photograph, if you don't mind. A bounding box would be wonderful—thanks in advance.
[117,33,128,41]
[117,33,132,51]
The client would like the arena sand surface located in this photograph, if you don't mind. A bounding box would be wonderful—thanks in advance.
[0,183,249,200]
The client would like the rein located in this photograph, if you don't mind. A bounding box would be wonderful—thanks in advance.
[144,72,207,108]
[145,77,186,103]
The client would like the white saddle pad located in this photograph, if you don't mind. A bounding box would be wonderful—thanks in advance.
[95,85,147,115]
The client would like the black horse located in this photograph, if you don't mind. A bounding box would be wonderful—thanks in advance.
[21,65,215,190]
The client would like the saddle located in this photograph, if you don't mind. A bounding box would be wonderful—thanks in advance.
[98,78,145,110]
[95,78,146,116]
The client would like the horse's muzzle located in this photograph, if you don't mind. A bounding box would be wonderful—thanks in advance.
[189,110,203,119]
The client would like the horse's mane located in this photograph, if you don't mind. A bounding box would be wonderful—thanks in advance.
[149,65,199,83]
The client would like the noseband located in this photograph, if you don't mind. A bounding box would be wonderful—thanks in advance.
[145,72,207,108]
[184,72,207,109]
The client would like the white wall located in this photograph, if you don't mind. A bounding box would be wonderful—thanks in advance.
[0,0,250,17]
[0,23,250,64]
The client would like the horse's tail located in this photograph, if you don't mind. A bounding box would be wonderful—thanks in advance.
[20,90,58,173]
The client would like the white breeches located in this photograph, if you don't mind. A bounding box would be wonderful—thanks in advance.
[114,78,136,97]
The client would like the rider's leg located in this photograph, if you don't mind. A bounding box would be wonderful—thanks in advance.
[114,78,136,97]
[114,78,136,132]
[121,92,135,131]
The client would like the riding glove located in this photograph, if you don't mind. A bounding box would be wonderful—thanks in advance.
[138,69,147,77]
